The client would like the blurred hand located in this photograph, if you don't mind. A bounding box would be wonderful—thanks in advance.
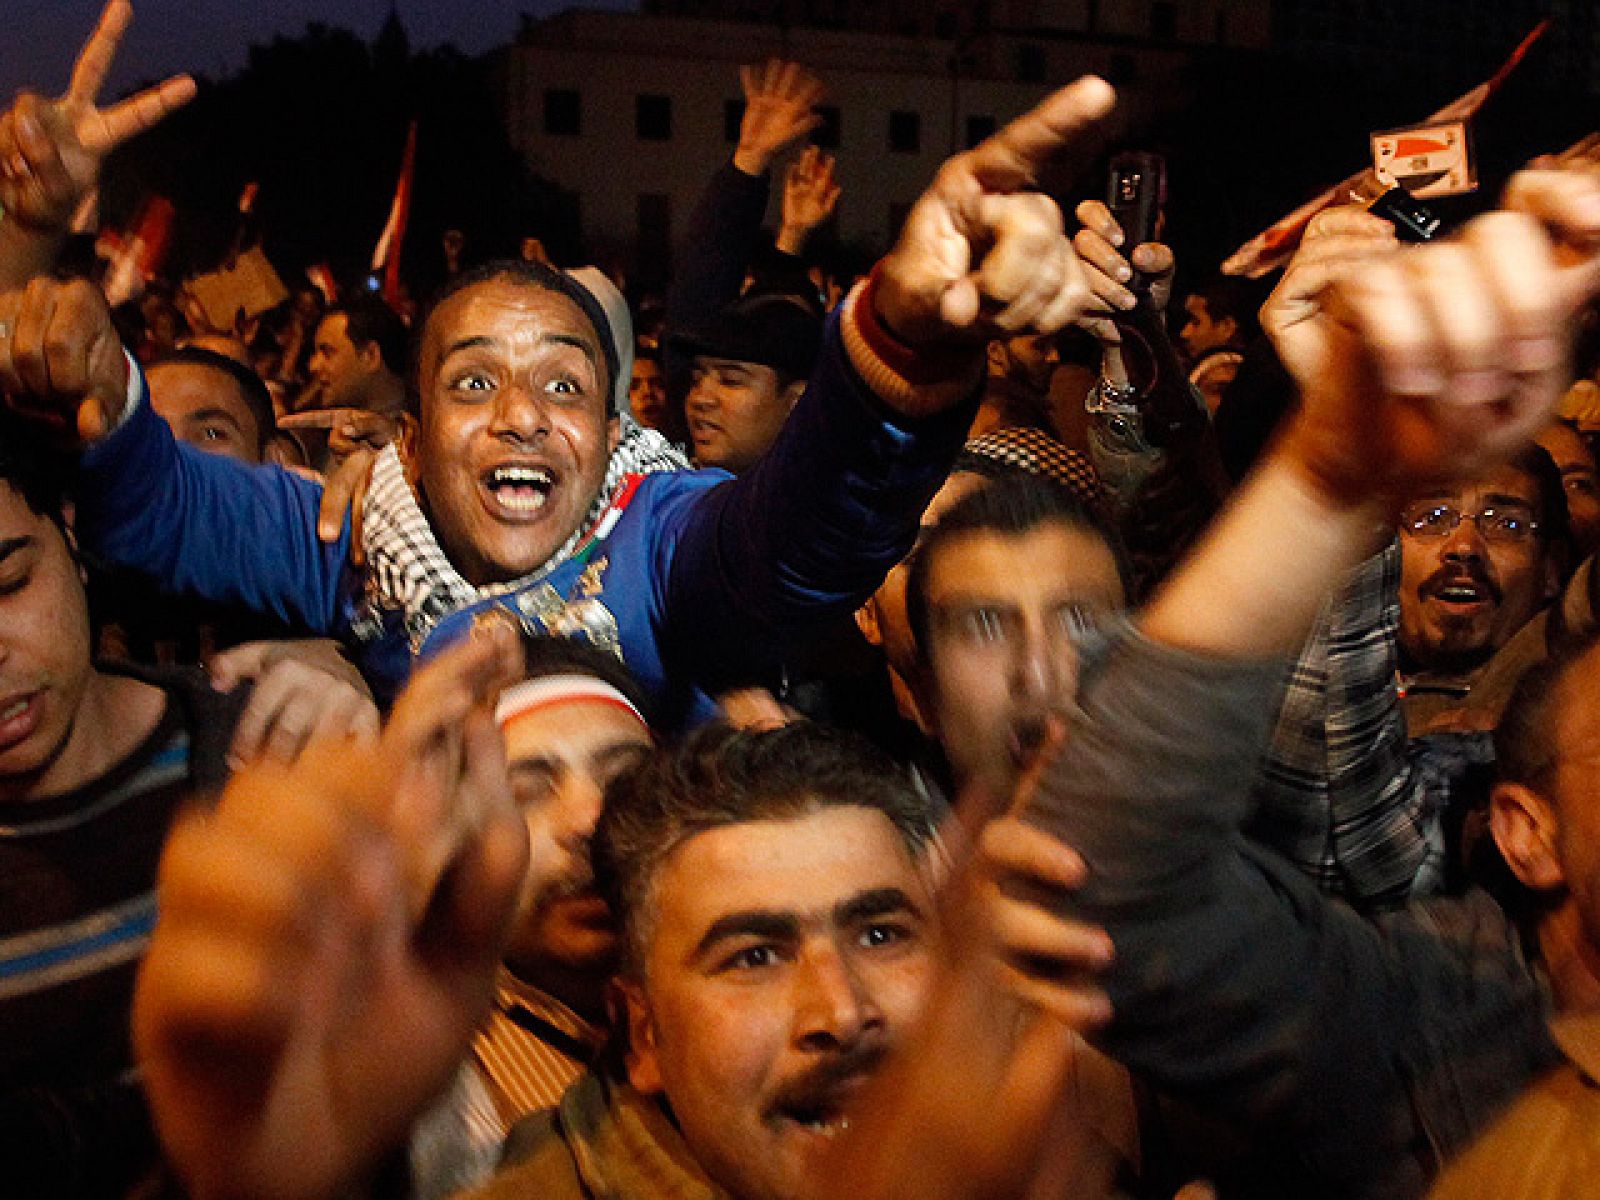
[733,59,825,176]
[872,77,1116,384]
[1071,198,1175,348]
[1275,168,1600,506]
[0,276,129,444]
[777,145,842,254]
[1261,205,1400,385]
[134,627,528,1200]
[210,639,380,769]
[0,1,195,242]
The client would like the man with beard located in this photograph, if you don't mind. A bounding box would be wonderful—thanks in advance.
[481,721,941,1200]
[411,635,656,1199]
[0,78,1118,724]
[1397,446,1570,728]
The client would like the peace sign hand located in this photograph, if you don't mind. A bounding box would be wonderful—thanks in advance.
[0,1,196,238]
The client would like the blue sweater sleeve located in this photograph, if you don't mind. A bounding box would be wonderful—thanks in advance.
[659,308,975,684]
[74,369,352,634]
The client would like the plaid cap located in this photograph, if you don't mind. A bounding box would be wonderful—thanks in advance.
[957,426,1106,510]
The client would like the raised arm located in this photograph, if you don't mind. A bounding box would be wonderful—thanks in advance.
[0,0,196,287]
[660,78,1115,679]
[1017,168,1600,1190]
[0,278,350,631]
[134,628,529,1200]
[663,61,824,403]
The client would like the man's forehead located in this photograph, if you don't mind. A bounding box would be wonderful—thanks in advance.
[927,522,1116,596]
[654,809,923,921]
[428,280,599,351]
[504,697,651,764]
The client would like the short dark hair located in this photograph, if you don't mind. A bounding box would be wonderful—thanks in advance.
[330,294,410,378]
[1494,628,1600,798]
[0,409,71,523]
[150,346,276,454]
[905,473,1127,660]
[416,259,619,414]
[593,721,936,973]
[1509,443,1571,555]
[517,632,654,727]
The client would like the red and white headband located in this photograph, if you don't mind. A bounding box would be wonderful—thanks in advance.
[496,674,649,732]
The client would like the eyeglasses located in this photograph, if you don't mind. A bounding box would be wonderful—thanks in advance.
[1399,502,1540,544]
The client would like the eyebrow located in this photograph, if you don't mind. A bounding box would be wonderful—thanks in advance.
[0,536,35,564]
[693,910,799,960]
[442,331,599,368]
[837,886,921,925]
[186,407,244,429]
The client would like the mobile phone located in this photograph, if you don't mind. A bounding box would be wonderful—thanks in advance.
[1106,151,1166,250]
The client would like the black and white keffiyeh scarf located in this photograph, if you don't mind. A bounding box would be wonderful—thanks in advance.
[356,417,690,647]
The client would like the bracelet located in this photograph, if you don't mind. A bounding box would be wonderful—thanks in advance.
[1085,376,1140,416]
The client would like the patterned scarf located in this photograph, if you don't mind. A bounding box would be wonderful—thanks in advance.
[357,417,690,647]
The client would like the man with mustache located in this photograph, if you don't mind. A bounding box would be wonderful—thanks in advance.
[0,70,1119,723]
[1397,446,1570,728]
[411,634,656,1198]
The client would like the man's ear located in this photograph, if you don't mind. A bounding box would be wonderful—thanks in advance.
[1490,782,1566,892]
[357,340,383,372]
[608,413,623,455]
[855,598,884,648]
[781,378,805,414]
[618,977,664,1095]
[1216,315,1239,345]
[985,341,1007,376]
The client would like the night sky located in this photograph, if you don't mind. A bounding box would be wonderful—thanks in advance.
[2,1,637,101]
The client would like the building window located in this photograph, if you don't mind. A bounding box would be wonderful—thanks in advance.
[888,110,921,154]
[724,99,744,144]
[814,105,842,149]
[543,88,581,136]
[1015,43,1048,81]
[965,114,997,148]
[636,94,672,141]
[1152,1,1177,40]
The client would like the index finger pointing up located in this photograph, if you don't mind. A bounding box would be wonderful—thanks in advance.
[67,0,134,108]
[964,76,1116,191]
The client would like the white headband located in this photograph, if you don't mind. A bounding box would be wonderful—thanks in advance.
[496,674,649,731]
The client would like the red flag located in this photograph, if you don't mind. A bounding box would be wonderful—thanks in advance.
[1223,21,1549,277]
[371,121,418,307]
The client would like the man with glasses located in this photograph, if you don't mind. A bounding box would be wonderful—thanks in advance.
[1397,446,1571,729]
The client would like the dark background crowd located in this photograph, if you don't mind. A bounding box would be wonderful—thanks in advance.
[5,3,1600,1200]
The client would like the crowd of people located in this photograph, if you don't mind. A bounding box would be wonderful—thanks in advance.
[5,3,1600,1198]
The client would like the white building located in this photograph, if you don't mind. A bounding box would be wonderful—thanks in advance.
[495,4,1268,274]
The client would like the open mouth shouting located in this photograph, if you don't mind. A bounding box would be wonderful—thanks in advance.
[481,463,558,519]
[1424,570,1498,616]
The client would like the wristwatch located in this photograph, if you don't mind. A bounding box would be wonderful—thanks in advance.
[1084,375,1140,417]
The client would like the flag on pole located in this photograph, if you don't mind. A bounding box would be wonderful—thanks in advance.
[1222,21,1549,278]
[371,120,419,307]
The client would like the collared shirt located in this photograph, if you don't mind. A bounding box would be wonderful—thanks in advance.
[1247,541,1492,910]
[471,970,605,1135]
[410,972,606,1200]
